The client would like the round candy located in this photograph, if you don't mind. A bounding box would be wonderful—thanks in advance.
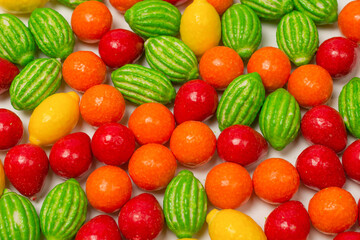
[170,121,216,168]
[109,0,142,12]
[0,109,23,150]
[287,64,333,108]
[205,0,233,15]
[128,143,177,191]
[0,57,19,95]
[334,232,360,240]
[86,165,132,213]
[205,162,253,209]
[253,158,299,204]
[71,1,112,43]
[128,103,175,145]
[76,215,122,240]
[338,1,360,43]
[342,140,360,183]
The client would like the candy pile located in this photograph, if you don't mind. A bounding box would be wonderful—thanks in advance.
[0,0,360,239]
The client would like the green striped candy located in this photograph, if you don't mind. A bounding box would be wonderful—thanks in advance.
[216,72,265,131]
[0,14,35,66]
[163,170,207,239]
[125,0,181,39]
[293,0,338,25]
[29,8,75,60]
[222,4,262,59]
[276,11,319,66]
[339,77,360,138]
[57,0,102,8]
[40,179,87,240]
[0,189,40,240]
[259,88,301,151]
[111,64,176,105]
[241,0,294,20]
[10,58,62,111]
[145,36,199,83]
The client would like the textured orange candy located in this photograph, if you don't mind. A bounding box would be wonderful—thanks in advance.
[338,1,360,43]
[206,0,233,15]
[109,0,142,12]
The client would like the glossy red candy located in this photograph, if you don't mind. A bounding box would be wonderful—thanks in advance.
[334,232,360,240]
[316,37,358,78]
[174,80,218,124]
[75,215,122,240]
[342,140,360,183]
[296,145,346,190]
[0,109,23,150]
[118,193,164,240]
[217,125,268,167]
[91,123,136,166]
[164,0,189,5]
[301,105,347,153]
[265,201,310,240]
[4,144,49,200]
[0,57,19,94]
[49,132,92,179]
[99,29,144,68]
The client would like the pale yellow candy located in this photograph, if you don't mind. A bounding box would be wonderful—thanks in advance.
[0,0,48,14]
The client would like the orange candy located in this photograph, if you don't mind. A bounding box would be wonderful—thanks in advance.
[338,0,360,43]
[199,46,244,90]
[206,0,233,15]
[86,165,132,213]
[170,121,216,168]
[62,51,106,93]
[71,1,112,43]
[128,143,177,191]
[308,187,358,234]
[253,158,299,204]
[287,64,333,108]
[247,47,291,92]
[80,84,125,127]
[128,103,175,145]
[205,162,253,209]
[109,0,142,12]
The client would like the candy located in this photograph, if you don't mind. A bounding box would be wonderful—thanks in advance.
[0,109,23,150]
[0,0,48,13]
[0,57,19,94]
[293,0,338,24]
[241,0,293,20]
[342,140,360,183]
[338,1,360,43]
[76,215,121,240]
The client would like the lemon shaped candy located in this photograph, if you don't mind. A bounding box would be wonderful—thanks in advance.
[29,92,80,146]
[0,161,4,197]
[207,209,266,240]
[0,0,48,14]
[180,0,221,57]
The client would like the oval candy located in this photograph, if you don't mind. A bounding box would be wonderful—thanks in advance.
[241,0,294,20]
[293,0,338,25]
[57,0,102,8]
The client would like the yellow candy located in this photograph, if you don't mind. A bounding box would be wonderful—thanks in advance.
[0,161,5,197]
[178,239,198,240]
[207,209,267,240]
[180,0,221,57]
[0,0,48,14]
[29,92,80,146]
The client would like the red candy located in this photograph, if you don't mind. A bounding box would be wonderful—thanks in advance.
[99,29,144,68]
[4,144,49,200]
[342,140,360,183]
[75,215,122,240]
[174,79,218,124]
[217,125,268,167]
[296,145,346,190]
[301,105,347,153]
[0,57,19,94]
[0,109,23,150]
[49,132,92,179]
[334,232,360,240]
[265,201,310,240]
[91,123,136,166]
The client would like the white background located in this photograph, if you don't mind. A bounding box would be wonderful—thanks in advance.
[0,0,359,239]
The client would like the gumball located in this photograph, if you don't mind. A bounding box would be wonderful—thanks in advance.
[205,0,233,15]
[174,80,218,124]
[296,145,346,190]
[71,1,112,43]
[109,0,142,12]
[205,162,253,209]
[301,105,347,153]
[265,201,310,240]
[49,132,92,179]
[4,144,49,200]
[287,64,333,108]
[128,144,177,191]
[118,193,164,240]
[0,109,23,150]
[253,158,299,204]
[75,215,122,240]
[91,123,136,166]
[338,1,360,43]
[99,29,144,69]
[334,232,360,240]
[86,165,132,213]
[308,187,358,234]
[342,140,360,183]
[217,125,268,167]
[170,121,216,168]
[0,57,19,94]
[316,37,358,78]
